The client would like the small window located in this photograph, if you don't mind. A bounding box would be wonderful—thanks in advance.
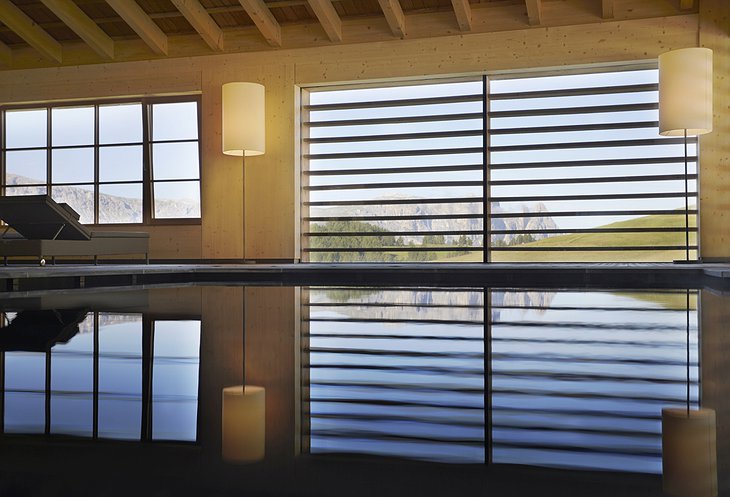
[1,97,201,224]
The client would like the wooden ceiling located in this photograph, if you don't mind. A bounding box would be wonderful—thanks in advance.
[0,0,697,70]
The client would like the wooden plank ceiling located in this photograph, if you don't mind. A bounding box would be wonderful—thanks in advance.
[0,0,697,70]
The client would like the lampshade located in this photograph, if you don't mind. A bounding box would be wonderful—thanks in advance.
[662,407,717,497]
[222,82,266,156]
[659,47,713,136]
[222,385,266,463]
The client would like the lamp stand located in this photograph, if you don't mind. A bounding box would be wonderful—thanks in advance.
[242,153,247,264]
[680,128,689,264]
[673,129,695,264]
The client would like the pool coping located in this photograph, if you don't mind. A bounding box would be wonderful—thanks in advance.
[0,262,727,293]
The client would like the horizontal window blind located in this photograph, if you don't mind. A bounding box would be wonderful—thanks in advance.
[301,66,697,262]
[489,69,697,261]
[302,81,485,262]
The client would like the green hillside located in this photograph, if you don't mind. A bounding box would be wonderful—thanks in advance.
[441,212,696,263]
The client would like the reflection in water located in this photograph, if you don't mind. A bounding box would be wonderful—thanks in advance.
[305,288,486,463]
[1,311,201,442]
[303,288,699,473]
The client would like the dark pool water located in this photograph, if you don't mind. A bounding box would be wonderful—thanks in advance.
[0,284,711,497]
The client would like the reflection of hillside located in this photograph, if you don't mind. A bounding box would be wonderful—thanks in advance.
[78,313,142,335]
[310,289,557,323]
[492,290,557,319]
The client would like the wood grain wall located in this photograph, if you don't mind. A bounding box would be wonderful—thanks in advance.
[1,11,725,260]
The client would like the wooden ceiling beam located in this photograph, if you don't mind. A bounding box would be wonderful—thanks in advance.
[525,0,542,26]
[601,0,614,19]
[170,0,225,51]
[238,0,282,47]
[450,0,472,31]
[0,0,62,63]
[306,0,342,42]
[40,0,115,59]
[679,0,694,10]
[105,0,168,55]
[377,0,406,38]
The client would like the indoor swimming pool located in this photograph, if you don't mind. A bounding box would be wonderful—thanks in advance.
[0,279,721,497]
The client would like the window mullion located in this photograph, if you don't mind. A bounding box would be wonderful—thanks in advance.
[142,101,152,224]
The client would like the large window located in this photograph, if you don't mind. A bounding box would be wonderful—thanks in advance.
[301,66,697,262]
[2,96,201,224]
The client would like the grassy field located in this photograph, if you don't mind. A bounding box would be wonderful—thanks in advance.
[438,212,696,263]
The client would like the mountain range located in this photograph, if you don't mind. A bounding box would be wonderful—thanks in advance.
[6,174,199,222]
[310,196,558,244]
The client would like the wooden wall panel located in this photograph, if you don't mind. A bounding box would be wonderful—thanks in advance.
[698,0,730,260]
[92,224,203,260]
[246,286,298,459]
[700,290,730,493]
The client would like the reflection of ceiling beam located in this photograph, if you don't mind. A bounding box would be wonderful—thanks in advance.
[601,0,614,18]
[306,0,342,42]
[170,0,224,51]
[679,0,694,10]
[525,0,542,25]
[105,0,168,55]
[40,0,115,59]
[238,0,282,47]
[0,41,11,67]
[377,0,406,38]
[0,0,62,63]
[450,0,472,31]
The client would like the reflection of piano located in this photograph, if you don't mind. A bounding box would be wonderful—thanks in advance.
[0,309,88,352]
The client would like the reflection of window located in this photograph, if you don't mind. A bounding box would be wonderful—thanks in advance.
[0,313,201,443]
[2,97,201,224]
[151,321,201,441]
[301,66,696,262]
[301,287,699,473]
[98,314,143,440]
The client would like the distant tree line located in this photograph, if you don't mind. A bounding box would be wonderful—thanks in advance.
[308,221,476,262]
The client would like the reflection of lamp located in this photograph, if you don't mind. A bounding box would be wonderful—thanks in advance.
[661,290,717,497]
[221,290,266,463]
[222,82,265,262]
[658,47,713,262]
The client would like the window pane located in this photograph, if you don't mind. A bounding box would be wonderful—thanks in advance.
[152,321,200,441]
[6,185,47,196]
[99,314,142,440]
[52,147,94,184]
[99,103,142,144]
[99,184,143,224]
[153,181,201,219]
[6,109,47,149]
[152,142,200,180]
[100,145,143,182]
[5,351,46,434]
[152,102,198,141]
[6,149,46,184]
[52,106,94,146]
[52,185,94,224]
[50,313,94,437]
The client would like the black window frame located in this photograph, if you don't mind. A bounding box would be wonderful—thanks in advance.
[0,94,202,226]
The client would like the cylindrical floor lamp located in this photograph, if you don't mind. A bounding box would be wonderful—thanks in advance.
[222,82,266,262]
[658,47,713,262]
